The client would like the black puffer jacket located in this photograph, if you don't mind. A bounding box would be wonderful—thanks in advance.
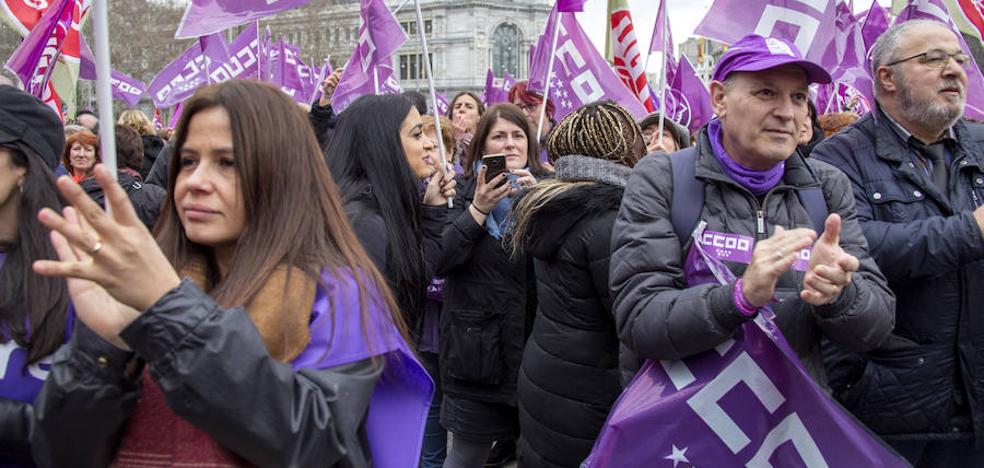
[610,129,896,389]
[516,183,624,468]
[436,176,536,405]
[812,110,984,445]
[82,172,165,230]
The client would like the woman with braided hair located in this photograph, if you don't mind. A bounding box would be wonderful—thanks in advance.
[511,100,645,468]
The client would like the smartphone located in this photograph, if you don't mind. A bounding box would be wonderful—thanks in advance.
[482,153,507,184]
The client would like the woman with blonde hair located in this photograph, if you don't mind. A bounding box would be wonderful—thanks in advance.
[118,109,165,179]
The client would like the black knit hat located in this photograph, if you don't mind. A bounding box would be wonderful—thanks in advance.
[0,85,65,170]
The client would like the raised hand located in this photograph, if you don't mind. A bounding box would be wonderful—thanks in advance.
[469,165,513,223]
[318,67,344,107]
[741,226,818,307]
[800,213,860,305]
[33,166,182,342]
[423,163,457,206]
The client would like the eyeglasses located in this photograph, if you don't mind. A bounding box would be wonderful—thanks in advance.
[516,102,539,113]
[886,49,972,69]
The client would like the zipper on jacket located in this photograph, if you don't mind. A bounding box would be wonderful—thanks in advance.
[756,210,766,236]
[973,189,981,208]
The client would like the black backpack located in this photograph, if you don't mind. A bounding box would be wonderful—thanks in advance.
[668,148,828,245]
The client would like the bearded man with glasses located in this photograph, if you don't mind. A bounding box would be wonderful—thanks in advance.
[813,20,984,466]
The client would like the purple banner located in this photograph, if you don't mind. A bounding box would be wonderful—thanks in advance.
[650,0,678,86]
[860,0,890,52]
[528,8,647,122]
[147,32,228,108]
[331,0,407,113]
[5,0,74,98]
[670,56,713,134]
[207,22,268,84]
[817,1,875,114]
[429,91,449,115]
[175,0,312,39]
[483,69,516,106]
[111,69,146,106]
[270,37,311,103]
[897,0,984,120]
[584,223,905,468]
[556,0,586,12]
[694,0,837,65]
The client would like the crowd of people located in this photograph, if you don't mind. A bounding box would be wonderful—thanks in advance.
[0,20,982,468]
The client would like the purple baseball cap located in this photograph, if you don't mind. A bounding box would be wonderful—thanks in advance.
[711,35,831,84]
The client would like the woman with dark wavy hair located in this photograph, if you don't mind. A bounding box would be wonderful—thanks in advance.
[0,85,72,467]
[30,81,432,467]
[324,94,455,329]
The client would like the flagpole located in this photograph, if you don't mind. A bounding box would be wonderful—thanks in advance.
[537,11,562,144]
[413,0,452,208]
[391,0,414,15]
[373,67,380,94]
[655,0,668,151]
[256,21,262,79]
[92,0,117,183]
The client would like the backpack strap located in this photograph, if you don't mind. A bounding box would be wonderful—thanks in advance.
[669,148,704,246]
[796,187,828,237]
[670,147,829,242]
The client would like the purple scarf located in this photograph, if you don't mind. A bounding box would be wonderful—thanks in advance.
[707,119,785,196]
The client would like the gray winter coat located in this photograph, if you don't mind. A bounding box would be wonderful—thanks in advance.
[609,129,895,388]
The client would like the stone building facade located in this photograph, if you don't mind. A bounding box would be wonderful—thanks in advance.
[265,0,553,94]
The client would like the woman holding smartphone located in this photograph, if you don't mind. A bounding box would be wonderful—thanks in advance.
[436,104,545,468]
[29,81,432,467]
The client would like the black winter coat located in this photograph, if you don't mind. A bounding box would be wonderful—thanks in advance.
[516,183,624,468]
[436,176,536,406]
[812,110,984,444]
[139,134,165,181]
[82,172,165,230]
[343,184,447,326]
[30,280,382,468]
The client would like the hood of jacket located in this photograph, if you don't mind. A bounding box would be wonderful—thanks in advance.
[524,182,624,259]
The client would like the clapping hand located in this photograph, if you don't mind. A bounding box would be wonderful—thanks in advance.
[33,165,181,348]
[800,214,859,305]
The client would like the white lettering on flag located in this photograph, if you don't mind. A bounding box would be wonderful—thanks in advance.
[754,5,821,55]
[687,352,786,453]
[746,413,829,468]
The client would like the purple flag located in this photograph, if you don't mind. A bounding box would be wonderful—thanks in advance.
[168,102,184,129]
[4,0,74,98]
[111,70,146,106]
[483,69,516,105]
[584,224,905,468]
[650,0,678,86]
[897,0,984,119]
[817,81,872,115]
[528,8,647,122]
[309,57,332,103]
[818,1,875,114]
[147,33,228,108]
[556,0,586,12]
[79,34,95,80]
[694,0,838,64]
[175,0,312,39]
[270,38,304,103]
[331,0,407,112]
[669,56,713,134]
[860,0,890,52]
[429,91,449,115]
[208,22,268,84]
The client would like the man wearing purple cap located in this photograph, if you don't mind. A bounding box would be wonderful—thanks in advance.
[610,35,894,387]
[813,20,984,465]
